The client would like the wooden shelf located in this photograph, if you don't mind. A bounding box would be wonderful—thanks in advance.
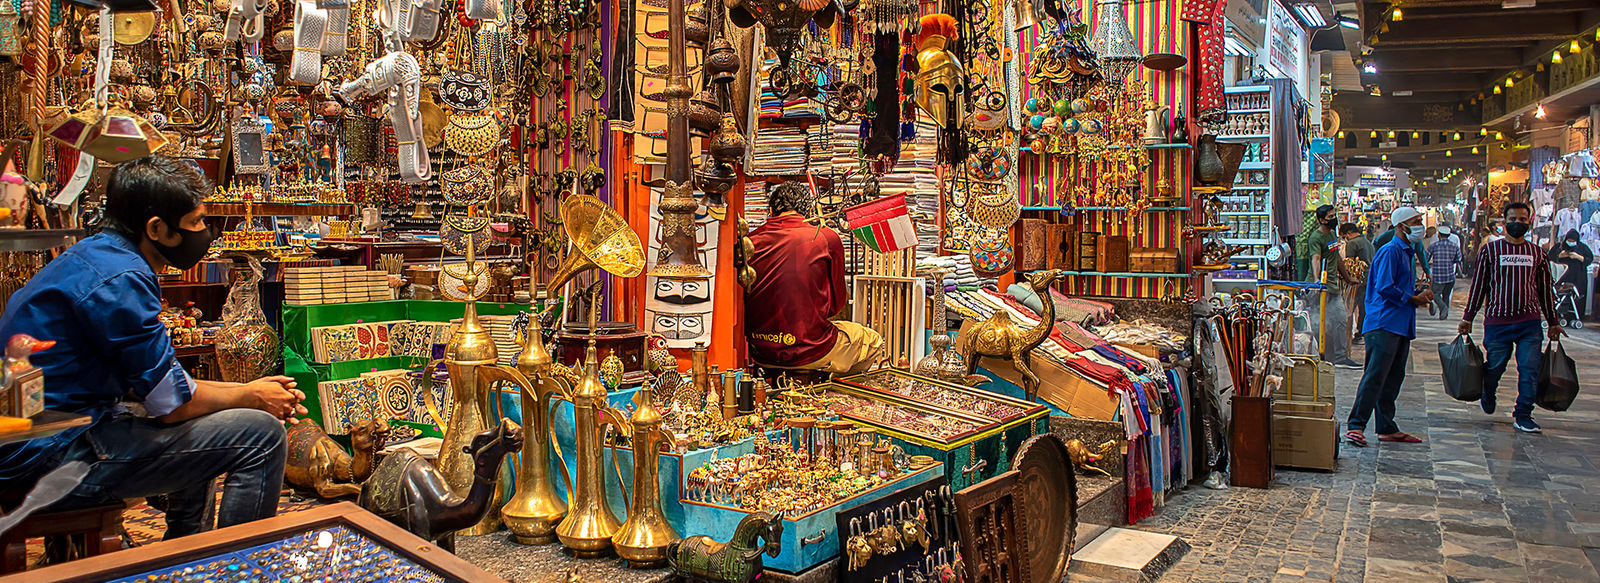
[1020,270,1191,278]
[1021,206,1190,212]
[206,202,358,217]
[0,409,91,446]
[1144,142,1194,150]
[1239,162,1271,170]
[175,344,216,357]
[0,229,85,252]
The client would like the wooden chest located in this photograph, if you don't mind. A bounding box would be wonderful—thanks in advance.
[1046,224,1070,269]
[1076,231,1100,271]
[1130,248,1182,273]
[1098,235,1131,273]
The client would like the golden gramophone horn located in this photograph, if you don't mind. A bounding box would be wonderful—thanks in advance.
[544,193,645,293]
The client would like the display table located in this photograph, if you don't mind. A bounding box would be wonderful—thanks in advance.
[0,503,503,583]
[0,410,90,447]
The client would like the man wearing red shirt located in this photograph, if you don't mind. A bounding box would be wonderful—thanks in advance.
[745,182,884,374]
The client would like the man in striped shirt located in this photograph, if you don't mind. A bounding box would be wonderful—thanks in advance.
[1459,202,1563,434]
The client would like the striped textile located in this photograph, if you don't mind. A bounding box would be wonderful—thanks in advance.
[1462,239,1558,326]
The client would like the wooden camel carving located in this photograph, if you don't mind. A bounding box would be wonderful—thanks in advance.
[284,417,390,498]
[358,418,523,552]
[959,269,1066,401]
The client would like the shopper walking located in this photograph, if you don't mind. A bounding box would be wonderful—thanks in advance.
[1341,223,1373,345]
[1548,229,1593,319]
[1306,205,1357,367]
[1460,202,1563,433]
[1346,207,1433,447]
[1427,226,1462,319]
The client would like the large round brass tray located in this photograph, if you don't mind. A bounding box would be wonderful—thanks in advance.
[1012,434,1078,583]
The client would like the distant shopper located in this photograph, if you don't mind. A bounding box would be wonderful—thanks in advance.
[1427,227,1462,319]
[1459,202,1562,434]
[1548,229,1593,319]
[1374,223,1431,273]
[1306,205,1357,367]
[1341,223,1374,345]
[1346,206,1433,447]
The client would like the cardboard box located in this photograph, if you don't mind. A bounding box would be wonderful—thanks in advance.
[1272,412,1338,471]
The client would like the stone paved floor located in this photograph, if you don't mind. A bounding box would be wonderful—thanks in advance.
[1127,287,1600,583]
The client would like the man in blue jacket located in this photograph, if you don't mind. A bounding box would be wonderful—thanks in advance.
[1345,206,1434,447]
[0,156,307,538]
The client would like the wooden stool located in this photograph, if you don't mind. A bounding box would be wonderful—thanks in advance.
[0,501,125,573]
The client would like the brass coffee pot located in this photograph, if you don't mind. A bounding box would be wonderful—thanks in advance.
[436,232,502,536]
[555,287,629,556]
[481,306,572,544]
[611,386,679,566]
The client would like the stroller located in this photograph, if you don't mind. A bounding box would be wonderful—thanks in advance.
[1552,263,1585,329]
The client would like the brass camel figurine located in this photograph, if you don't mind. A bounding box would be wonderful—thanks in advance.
[959,269,1067,401]
[284,417,390,498]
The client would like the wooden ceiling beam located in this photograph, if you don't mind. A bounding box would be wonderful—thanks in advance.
[1371,14,1581,46]
[1371,48,1523,72]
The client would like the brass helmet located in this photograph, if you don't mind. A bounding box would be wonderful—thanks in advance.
[914,14,964,129]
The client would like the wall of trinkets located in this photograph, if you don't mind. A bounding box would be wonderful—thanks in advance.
[0,0,1249,580]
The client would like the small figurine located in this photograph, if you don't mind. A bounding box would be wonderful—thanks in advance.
[358,419,523,552]
[1065,439,1118,477]
[3,333,53,378]
[666,511,783,583]
[957,270,1068,400]
[284,417,390,498]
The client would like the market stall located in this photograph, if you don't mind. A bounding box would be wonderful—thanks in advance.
[0,0,1324,579]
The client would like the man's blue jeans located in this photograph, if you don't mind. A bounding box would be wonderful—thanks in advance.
[1347,329,1411,435]
[52,408,287,539]
[1482,319,1545,420]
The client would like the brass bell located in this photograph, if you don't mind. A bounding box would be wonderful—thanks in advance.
[709,114,746,163]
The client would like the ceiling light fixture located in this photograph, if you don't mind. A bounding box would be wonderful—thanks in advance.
[1536,103,1547,119]
[1453,132,1461,140]
[1292,4,1327,28]
[1446,150,1453,157]
[1572,40,1582,54]
[1387,130,1397,138]
[1337,130,1345,138]
[1337,14,1359,29]
[1494,85,1502,94]
[1363,62,1377,74]
[1390,7,1402,21]
[1553,51,1563,64]
[1506,77,1515,87]
[1412,131,1420,139]
[1480,128,1488,136]
[1495,131,1504,140]
[1472,146,1479,154]
[1370,130,1379,138]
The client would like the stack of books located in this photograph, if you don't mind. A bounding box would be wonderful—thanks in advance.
[284,266,393,305]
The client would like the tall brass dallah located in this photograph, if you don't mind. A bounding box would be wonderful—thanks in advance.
[438,223,501,536]
[493,193,644,546]
[556,287,629,556]
[651,0,712,281]
[611,387,680,566]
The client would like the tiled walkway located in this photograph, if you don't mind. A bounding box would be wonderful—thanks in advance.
[1128,288,1600,583]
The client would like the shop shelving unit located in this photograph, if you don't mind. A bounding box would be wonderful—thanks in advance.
[1212,85,1283,291]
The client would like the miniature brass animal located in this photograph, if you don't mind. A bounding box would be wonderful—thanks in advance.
[284,418,390,498]
[1065,439,1117,477]
[959,269,1067,400]
[666,511,783,583]
[358,418,523,552]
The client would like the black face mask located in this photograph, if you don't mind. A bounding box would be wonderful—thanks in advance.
[153,221,217,271]
[1322,218,1338,229]
[1504,222,1530,239]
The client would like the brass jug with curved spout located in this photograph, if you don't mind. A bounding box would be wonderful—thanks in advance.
[610,385,679,567]
[482,301,573,544]
[437,239,502,536]
[553,287,629,556]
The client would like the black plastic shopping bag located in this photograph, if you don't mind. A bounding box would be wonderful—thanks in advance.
[1438,334,1484,402]
[1537,340,1580,412]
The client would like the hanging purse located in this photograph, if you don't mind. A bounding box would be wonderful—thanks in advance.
[965,183,1020,230]
[969,229,1014,277]
[438,262,489,301]
[440,213,491,256]
[440,69,491,112]
[441,164,492,204]
[444,113,501,156]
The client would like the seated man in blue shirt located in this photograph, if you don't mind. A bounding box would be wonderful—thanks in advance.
[0,156,307,539]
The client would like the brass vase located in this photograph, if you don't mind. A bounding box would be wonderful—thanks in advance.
[554,292,628,556]
[439,275,501,535]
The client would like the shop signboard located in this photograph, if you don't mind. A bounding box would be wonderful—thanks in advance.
[1308,137,1334,182]
[1263,0,1307,96]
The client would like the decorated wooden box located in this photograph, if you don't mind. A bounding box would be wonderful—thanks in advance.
[826,369,1049,490]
